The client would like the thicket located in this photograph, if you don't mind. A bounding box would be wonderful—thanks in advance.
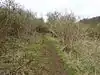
[0,0,100,75]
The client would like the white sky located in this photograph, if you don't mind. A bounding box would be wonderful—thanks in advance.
[15,0,100,19]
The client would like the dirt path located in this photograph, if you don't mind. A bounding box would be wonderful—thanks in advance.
[40,45,68,75]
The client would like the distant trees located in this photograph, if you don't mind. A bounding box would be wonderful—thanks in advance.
[80,16,100,26]
[47,11,76,23]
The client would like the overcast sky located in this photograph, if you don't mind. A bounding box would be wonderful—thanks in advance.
[15,0,100,19]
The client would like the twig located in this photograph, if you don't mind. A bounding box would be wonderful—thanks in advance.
[11,59,33,74]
